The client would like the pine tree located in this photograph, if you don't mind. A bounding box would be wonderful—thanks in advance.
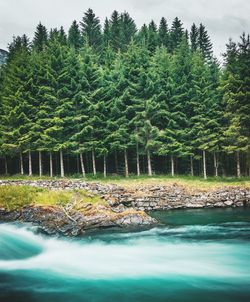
[159,39,192,176]
[122,43,151,176]
[1,36,34,175]
[190,23,199,52]
[68,20,82,50]
[109,10,122,51]
[136,24,148,47]
[169,17,184,52]
[120,12,137,50]
[158,17,169,49]
[103,18,111,48]
[221,34,250,177]
[198,24,213,62]
[81,8,102,50]
[189,52,220,179]
[104,54,130,176]
[71,45,103,175]
[33,22,48,51]
[58,26,67,45]
[131,68,160,176]
[147,21,158,53]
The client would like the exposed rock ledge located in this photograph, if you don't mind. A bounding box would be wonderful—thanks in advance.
[0,180,249,235]
[0,204,156,236]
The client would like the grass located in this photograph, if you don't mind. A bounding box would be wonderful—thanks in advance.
[0,173,250,192]
[0,186,103,211]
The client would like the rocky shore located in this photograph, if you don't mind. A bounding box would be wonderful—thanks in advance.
[0,179,249,236]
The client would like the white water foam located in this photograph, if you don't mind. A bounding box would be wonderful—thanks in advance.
[0,223,249,280]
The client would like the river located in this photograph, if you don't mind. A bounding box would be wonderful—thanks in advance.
[0,207,250,302]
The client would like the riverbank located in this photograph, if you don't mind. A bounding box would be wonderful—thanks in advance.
[0,179,249,236]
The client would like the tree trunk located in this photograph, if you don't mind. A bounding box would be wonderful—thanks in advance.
[20,152,24,175]
[38,151,42,177]
[60,150,65,178]
[76,155,79,174]
[49,152,53,177]
[28,151,32,176]
[124,149,129,178]
[136,142,140,176]
[236,150,241,178]
[115,151,118,174]
[4,156,8,175]
[103,155,107,178]
[79,153,86,177]
[203,150,207,180]
[147,149,152,176]
[213,152,218,177]
[190,155,194,176]
[171,155,174,177]
[92,149,96,175]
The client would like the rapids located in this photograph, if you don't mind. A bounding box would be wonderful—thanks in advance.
[0,207,250,302]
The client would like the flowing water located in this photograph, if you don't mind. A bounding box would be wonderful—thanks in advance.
[0,207,250,302]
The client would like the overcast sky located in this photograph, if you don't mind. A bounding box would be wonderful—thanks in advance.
[0,0,249,59]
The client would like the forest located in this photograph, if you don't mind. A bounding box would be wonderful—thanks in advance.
[0,9,249,179]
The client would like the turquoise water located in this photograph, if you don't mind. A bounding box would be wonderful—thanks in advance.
[0,207,250,302]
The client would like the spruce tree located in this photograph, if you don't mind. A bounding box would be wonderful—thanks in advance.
[147,20,158,53]
[109,10,122,51]
[221,34,250,177]
[1,36,34,175]
[169,17,184,52]
[158,17,169,49]
[68,20,82,50]
[81,8,102,50]
[198,24,213,62]
[190,23,199,52]
[120,12,137,50]
[33,22,48,51]
[161,39,191,176]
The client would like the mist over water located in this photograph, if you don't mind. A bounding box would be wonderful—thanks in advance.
[0,208,250,302]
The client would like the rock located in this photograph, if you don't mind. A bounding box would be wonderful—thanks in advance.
[224,200,233,206]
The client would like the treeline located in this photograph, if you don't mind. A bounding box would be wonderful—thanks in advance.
[0,9,249,178]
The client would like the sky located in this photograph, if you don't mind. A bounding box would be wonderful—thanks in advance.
[0,0,249,59]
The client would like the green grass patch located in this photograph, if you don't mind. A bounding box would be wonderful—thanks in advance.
[1,173,250,184]
[0,186,103,211]
[0,186,40,211]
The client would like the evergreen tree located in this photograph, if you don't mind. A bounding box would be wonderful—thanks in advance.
[1,37,33,175]
[81,8,102,50]
[190,23,199,52]
[103,18,111,48]
[131,67,160,176]
[33,22,48,51]
[136,24,148,47]
[109,10,122,51]
[221,34,250,177]
[158,17,169,49]
[68,20,82,50]
[169,17,184,52]
[198,23,213,61]
[147,20,158,53]
[159,39,192,176]
[120,12,137,49]
[189,52,220,179]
